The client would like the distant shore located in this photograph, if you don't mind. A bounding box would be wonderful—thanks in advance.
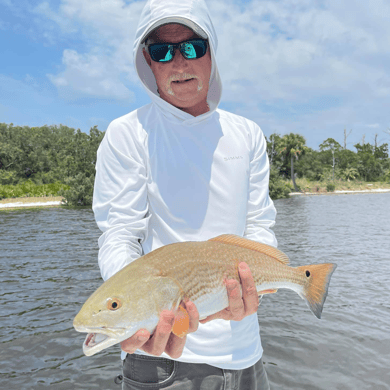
[1,187,390,210]
[0,196,64,210]
[290,188,390,196]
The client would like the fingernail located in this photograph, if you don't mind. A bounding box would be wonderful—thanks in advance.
[239,263,247,270]
[138,336,148,342]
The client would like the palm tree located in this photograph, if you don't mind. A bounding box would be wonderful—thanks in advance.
[341,167,358,181]
[280,133,307,192]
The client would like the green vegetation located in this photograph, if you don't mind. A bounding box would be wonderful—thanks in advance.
[0,123,104,205]
[1,123,389,205]
[267,133,390,199]
[0,181,68,200]
[326,183,336,192]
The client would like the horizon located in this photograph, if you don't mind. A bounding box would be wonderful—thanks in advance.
[1,0,390,150]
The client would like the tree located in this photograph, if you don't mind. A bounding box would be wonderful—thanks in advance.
[0,122,105,205]
[340,167,358,181]
[319,138,342,180]
[343,128,352,149]
[266,133,282,167]
[280,133,308,192]
[354,142,385,181]
[295,148,323,181]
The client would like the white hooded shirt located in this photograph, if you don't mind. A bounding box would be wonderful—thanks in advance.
[92,0,278,369]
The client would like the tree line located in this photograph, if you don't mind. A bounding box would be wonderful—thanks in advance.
[267,132,390,197]
[0,123,389,205]
[0,123,104,205]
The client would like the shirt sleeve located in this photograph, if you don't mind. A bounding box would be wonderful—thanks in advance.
[92,121,150,281]
[244,123,278,248]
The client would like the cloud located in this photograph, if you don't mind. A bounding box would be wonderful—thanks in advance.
[47,49,135,101]
[12,0,390,147]
[34,0,390,103]
[33,0,144,101]
[211,0,390,102]
[207,0,390,146]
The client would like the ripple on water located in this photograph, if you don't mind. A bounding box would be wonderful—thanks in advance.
[1,194,390,389]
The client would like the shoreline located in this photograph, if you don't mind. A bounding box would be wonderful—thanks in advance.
[0,196,64,210]
[1,188,389,210]
[289,188,390,196]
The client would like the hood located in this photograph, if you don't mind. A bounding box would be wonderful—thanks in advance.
[133,0,222,125]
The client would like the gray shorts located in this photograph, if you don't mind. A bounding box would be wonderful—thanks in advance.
[118,353,270,390]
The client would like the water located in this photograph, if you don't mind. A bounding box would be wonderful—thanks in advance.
[0,193,389,389]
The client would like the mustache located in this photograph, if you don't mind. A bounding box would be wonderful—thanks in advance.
[168,73,198,83]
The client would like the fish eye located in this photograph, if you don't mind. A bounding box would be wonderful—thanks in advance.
[305,270,310,277]
[107,298,122,311]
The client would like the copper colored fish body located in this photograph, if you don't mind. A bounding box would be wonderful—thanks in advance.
[73,235,337,356]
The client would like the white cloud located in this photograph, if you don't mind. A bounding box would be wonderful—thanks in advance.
[211,0,390,101]
[207,0,390,146]
[34,0,144,101]
[47,49,135,100]
[22,0,390,147]
[34,1,78,34]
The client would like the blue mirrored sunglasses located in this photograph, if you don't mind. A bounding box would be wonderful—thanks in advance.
[147,39,208,63]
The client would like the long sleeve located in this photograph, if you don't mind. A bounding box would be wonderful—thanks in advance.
[244,123,278,248]
[92,121,150,281]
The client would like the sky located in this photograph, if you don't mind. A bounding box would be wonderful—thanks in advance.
[1,0,390,150]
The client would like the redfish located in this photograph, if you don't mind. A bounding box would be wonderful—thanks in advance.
[73,234,337,356]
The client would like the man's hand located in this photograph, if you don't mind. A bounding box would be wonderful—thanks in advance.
[199,262,259,323]
[120,262,258,357]
[120,300,199,359]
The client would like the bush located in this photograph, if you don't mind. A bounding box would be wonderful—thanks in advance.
[269,167,292,200]
[0,185,24,199]
[0,170,19,185]
[326,183,336,192]
[0,180,69,200]
[59,173,94,206]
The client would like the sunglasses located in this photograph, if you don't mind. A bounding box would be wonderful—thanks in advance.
[147,39,208,63]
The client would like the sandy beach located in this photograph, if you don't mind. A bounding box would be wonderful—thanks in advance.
[289,188,390,196]
[0,196,64,210]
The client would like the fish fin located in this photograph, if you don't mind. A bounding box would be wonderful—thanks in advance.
[209,234,290,265]
[258,288,278,294]
[172,304,190,338]
[297,263,337,319]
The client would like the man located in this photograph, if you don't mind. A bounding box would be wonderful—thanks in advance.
[92,0,277,388]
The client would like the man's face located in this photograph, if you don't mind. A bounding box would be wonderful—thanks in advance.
[143,24,212,114]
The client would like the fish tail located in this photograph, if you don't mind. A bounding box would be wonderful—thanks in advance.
[297,263,337,319]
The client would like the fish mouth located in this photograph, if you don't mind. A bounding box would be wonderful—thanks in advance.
[83,332,118,356]
[74,325,127,356]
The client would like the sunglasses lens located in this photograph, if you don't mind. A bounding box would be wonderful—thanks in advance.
[149,44,173,62]
[182,40,207,59]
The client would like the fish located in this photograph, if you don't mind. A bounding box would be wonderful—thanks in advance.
[73,234,337,356]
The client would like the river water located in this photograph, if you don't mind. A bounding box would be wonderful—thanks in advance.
[0,193,389,389]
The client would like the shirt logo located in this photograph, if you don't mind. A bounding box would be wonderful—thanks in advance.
[224,156,243,161]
